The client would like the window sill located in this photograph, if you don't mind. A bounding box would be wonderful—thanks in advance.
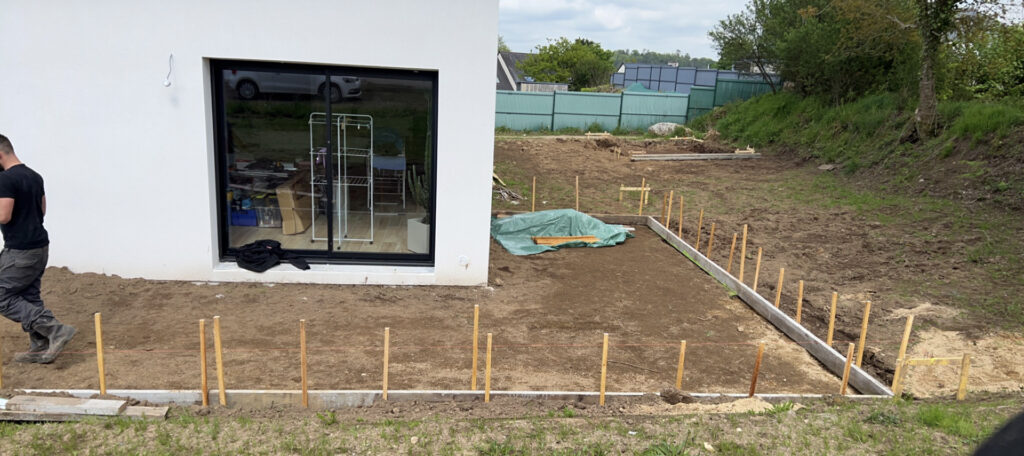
[210,262,436,285]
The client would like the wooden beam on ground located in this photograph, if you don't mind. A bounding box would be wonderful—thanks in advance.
[532,235,600,245]
[631,153,761,161]
[903,357,960,367]
[5,396,128,416]
[644,216,892,396]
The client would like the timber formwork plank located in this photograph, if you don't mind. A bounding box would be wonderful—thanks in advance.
[630,153,761,161]
[640,216,892,396]
[5,395,128,416]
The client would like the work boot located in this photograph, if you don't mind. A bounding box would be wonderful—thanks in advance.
[30,317,77,364]
[12,331,49,363]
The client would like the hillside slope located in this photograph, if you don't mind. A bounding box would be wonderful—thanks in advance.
[690,93,1024,211]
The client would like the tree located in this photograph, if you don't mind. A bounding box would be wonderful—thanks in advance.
[708,0,779,92]
[518,37,615,90]
[498,35,511,53]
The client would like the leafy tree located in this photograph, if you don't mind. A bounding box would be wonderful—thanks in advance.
[498,35,511,53]
[518,37,615,90]
[707,0,780,92]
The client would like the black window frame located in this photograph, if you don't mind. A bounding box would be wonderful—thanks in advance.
[211,59,438,266]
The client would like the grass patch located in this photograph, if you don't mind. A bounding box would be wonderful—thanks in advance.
[917,404,981,440]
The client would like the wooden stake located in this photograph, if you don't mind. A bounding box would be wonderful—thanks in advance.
[637,177,646,216]
[661,192,668,224]
[300,319,308,408]
[695,209,704,249]
[748,342,765,397]
[739,225,748,282]
[774,268,785,308]
[795,280,804,323]
[199,319,208,407]
[706,223,716,258]
[471,304,480,390]
[726,233,737,274]
[94,313,106,395]
[957,354,970,401]
[382,327,390,401]
[840,343,855,395]
[484,333,493,403]
[891,315,914,391]
[665,190,674,228]
[675,340,687,389]
[575,176,579,212]
[599,333,609,406]
[856,301,871,367]
[213,316,226,406]
[826,292,838,346]
[676,195,684,238]
[893,359,909,397]
[531,177,536,212]
[752,247,763,292]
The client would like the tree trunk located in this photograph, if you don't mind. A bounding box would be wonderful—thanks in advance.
[916,38,939,138]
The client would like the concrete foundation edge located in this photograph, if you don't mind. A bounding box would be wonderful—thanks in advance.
[22,389,889,409]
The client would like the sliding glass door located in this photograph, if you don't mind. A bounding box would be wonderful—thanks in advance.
[212,60,436,265]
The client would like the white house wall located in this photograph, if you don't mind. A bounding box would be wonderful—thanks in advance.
[0,0,497,285]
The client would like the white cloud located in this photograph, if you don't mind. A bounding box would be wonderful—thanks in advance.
[499,0,748,57]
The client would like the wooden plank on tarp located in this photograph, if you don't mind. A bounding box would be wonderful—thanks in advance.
[6,395,128,416]
[532,235,599,245]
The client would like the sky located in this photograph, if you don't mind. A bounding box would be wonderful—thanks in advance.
[499,0,749,58]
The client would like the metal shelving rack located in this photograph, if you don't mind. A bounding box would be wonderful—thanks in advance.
[308,112,374,247]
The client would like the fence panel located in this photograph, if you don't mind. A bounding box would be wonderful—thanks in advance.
[495,91,554,130]
[553,92,621,131]
[714,79,773,107]
[686,86,716,121]
[620,92,688,130]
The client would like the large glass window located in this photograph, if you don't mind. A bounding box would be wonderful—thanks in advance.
[212,60,436,264]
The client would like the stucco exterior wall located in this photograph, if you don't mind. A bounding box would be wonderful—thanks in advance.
[0,0,497,285]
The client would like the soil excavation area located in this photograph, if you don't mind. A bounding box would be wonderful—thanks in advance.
[493,135,1024,397]
[0,229,839,395]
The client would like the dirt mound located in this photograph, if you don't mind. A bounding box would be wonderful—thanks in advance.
[593,137,620,149]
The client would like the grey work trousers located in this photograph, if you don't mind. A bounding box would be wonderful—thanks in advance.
[0,246,52,332]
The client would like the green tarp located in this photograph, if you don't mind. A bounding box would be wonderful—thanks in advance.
[490,209,634,255]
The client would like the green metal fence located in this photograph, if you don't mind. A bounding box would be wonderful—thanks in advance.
[714,79,774,107]
[553,92,621,131]
[496,77,774,131]
[686,86,716,121]
[619,92,688,130]
[495,91,553,131]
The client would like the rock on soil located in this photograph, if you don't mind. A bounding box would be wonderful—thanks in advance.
[648,122,681,136]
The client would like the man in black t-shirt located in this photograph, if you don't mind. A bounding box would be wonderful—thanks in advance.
[0,134,76,364]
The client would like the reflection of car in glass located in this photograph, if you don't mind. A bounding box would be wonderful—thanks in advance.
[224,70,362,102]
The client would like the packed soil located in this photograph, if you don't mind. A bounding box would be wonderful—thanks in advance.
[0,228,838,395]
[493,136,1024,397]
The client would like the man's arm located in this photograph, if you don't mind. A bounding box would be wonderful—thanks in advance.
[42,195,45,216]
[0,198,13,224]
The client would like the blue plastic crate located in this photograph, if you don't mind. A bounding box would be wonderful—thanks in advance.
[230,209,258,226]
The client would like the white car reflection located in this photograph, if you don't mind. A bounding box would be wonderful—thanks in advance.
[224,70,362,102]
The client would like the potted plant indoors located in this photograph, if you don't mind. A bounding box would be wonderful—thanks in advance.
[406,162,430,253]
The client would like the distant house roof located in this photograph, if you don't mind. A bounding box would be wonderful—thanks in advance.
[498,52,552,91]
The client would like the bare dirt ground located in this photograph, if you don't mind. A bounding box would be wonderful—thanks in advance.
[0,229,838,395]
[493,136,1024,398]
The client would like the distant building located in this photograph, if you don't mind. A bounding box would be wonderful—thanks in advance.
[497,52,569,92]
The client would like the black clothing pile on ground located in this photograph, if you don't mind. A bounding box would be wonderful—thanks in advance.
[236,240,310,272]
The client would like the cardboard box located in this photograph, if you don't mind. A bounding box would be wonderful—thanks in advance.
[275,171,313,235]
